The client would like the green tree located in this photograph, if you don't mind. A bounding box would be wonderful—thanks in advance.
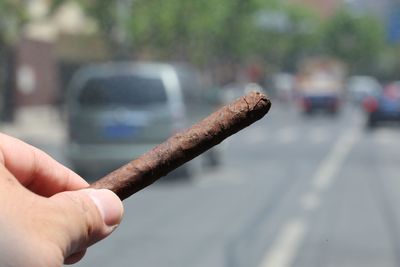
[0,0,26,47]
[128,0,259,65]
[321,9,385,74]
[54,0,319,73]
[0,0,27,120]
[244,2,320,71]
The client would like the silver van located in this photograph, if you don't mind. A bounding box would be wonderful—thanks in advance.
[65,62,221,179]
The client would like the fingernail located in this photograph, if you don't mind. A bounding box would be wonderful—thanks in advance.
[85,189,124,227]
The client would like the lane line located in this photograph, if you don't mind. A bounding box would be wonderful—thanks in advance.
[259,218,307,267]
[258,128,360,267]
[300,192,320,211]
[313,129,360,192]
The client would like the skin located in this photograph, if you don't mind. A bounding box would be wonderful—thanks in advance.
[0,133,124,267]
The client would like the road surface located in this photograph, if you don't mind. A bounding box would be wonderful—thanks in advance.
[29,102,400,267]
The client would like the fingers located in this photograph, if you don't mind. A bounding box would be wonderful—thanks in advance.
[0,133,88,196]
[0,163,123,266]
[50,188,124,260]
[0,134,124,265]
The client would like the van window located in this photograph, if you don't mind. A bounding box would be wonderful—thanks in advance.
[78,75,167,106]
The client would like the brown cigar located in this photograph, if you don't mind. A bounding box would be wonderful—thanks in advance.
[90,91,271,200]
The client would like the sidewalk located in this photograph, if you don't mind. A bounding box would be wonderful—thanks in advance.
[0,105,67,144]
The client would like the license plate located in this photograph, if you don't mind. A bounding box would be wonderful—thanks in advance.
[102,124,137,139]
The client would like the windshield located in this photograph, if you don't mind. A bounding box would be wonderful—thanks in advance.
[78,75,167,106]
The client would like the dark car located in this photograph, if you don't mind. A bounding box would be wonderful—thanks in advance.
[362,81,400,128]
[300,94,341,114]
[297,73,342,115]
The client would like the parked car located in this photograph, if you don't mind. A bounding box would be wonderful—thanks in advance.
[347,75,381,104]
[65,62,221,179]
[362,81,400,128]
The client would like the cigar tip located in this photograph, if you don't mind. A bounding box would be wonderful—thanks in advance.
[244,90,272,112]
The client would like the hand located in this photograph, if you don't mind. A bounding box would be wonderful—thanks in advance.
[0,133,124,266]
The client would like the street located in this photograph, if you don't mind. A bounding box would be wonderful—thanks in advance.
[1,1,398,266]
[26,101,400,267]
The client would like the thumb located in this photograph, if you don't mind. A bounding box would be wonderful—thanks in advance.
[49,188,124,262]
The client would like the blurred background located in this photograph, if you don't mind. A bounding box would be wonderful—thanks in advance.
[1,0,400,266]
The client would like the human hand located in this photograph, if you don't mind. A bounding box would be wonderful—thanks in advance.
[0,133,124,266]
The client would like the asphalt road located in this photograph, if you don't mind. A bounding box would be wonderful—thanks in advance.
[35,101,400,267]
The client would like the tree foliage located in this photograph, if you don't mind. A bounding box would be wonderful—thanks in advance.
[53,1,387,75]
[321,9,385,74]
[0,0,27,47]
[128,0,259,64]
[243,2,320,71]
[127,0,321,69]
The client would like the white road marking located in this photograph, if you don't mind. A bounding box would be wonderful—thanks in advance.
[300,192,320,211]
[313,129,360,192]
[258,128,360,267]
[259,218,307,267]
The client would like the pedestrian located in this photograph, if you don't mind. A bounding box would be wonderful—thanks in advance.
[0,133,124,266]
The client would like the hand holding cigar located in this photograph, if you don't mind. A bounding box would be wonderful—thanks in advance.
[90,91,271,200]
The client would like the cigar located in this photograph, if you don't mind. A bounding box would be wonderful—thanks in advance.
[90,91,271,200]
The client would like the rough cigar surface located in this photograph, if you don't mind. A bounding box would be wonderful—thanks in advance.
[90,91,271,200]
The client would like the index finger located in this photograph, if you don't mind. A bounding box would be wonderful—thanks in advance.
[0,133,88,197]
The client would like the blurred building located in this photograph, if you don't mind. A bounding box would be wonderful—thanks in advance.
[12,0,110,108]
